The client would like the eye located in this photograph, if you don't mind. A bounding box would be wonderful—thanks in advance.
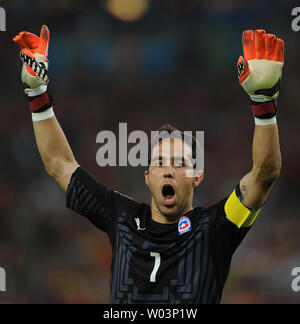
[174,158,186,167]
[152,158,163,166]
[174,160,183,167]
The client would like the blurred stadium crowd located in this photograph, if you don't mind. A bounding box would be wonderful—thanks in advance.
[0,0,299,303]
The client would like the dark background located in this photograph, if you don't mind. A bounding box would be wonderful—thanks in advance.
[0,0,299,303]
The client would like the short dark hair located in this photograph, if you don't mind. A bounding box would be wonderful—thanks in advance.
[148,124,202,171]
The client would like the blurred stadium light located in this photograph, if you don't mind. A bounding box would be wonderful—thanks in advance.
[105,0,149,22]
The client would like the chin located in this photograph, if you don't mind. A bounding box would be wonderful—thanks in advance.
[160,204,181,219]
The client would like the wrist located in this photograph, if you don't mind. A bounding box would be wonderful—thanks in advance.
[25,85,53,113]
[254,116,277,126]
[251,100,277,119]
[32,107,55,122]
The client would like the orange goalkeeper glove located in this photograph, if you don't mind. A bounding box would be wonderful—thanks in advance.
[237,29,284,119]
[13,25,52,115]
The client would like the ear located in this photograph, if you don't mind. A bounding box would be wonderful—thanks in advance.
[144,169,149,186]
[193,170,204,188]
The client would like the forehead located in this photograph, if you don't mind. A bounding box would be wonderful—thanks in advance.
[151,137,192,158]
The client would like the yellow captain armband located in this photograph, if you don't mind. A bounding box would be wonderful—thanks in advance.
[224,187,261,228]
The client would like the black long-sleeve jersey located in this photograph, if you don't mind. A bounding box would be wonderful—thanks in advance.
[66,167,258,304]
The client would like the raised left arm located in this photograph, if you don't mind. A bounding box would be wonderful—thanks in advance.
[237,29,284,209]
[240,122,281,209]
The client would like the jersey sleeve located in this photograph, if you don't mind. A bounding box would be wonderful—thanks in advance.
[213,184,262,253]
[224,184,262,228]
[211,185,262,289]
[66,167,138,237]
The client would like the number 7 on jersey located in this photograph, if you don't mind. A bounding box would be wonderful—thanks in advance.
[150,252,161,283]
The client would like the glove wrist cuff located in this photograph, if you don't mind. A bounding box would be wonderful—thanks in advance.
[254,116,277,126]
[26,85,47,97]
[28,91,53,113]
[251,100,277,119]
[32,107,54,122]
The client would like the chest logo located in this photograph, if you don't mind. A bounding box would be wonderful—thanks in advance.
[178,216,192,235]
[134,218,146,231]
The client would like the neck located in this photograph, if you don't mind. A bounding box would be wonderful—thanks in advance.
[151,198,193,224]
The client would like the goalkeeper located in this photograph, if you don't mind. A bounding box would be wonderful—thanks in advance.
[13,27,283,304]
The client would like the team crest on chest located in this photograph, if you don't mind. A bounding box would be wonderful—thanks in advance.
[178,216,192,235]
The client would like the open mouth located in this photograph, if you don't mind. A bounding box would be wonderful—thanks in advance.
[162,184,176,206]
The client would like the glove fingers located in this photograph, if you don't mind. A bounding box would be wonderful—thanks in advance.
[13,34,28,49]
[21,48,35,59]
[265,34,276,60]
[19,32,40,50]
[273,38,284,62]
[254,29,266,59]
[37,25,50,58]
[243,30,255,60]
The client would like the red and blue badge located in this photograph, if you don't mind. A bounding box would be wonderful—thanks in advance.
[178,216,192,235]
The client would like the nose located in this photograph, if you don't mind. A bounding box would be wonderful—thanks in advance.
[163,164,175,178]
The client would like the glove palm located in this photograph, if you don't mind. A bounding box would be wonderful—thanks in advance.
[237,29,284,103]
